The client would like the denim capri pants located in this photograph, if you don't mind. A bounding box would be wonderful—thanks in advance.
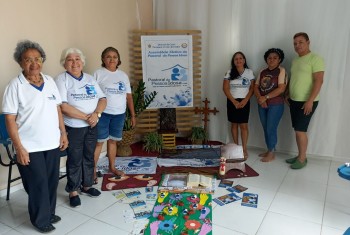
[97,112,126,142]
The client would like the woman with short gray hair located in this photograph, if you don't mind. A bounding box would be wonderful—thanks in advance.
[2,40,68,233]
[55,48,106,208]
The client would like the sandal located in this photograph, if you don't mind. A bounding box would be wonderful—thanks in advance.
[93,178,98,185]
[291,158,307,169]
[285,156,298,164]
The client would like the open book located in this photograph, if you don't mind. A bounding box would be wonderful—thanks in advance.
[187,173,213,188]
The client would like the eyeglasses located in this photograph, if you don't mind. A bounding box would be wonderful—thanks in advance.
[23,57,43,64]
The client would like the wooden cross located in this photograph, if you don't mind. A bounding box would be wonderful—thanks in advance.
[194,98,219,131]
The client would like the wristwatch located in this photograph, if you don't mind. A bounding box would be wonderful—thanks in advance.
[95,112,102,118]
[265,95,270,100]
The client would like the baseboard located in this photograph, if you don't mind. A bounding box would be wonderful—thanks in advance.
[0,182,23,198]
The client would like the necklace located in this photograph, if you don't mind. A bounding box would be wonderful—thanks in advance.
[25,74,43,85]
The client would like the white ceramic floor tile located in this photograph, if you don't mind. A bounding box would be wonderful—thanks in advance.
[257,211,321,235]
[213,202,266,235]
[14,205,91,235]
[212,224,246,235]
[325,185,350,208]
[0,222,12,234]
[284,159,330,185]
[94,201,137,232]
[323,202,350,231]
[321,225,346,235]
[0,197,7,209]
[60,189,117,217]
[238,164,286,192]
[2,229,23,235]
[66,219,129,235]
[269,192,324,224]
[0,203,29,228]
[2,189,27,207]
[279,177,327,202]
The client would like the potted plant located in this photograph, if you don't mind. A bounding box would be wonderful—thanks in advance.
[142,132,163,153]
[117,80,157,156]
[190,126,208,145]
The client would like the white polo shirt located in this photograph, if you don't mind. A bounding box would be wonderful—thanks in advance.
[94,67,131,115]
[2,73,62,152]
[223,68,255,98]
[55,72,106,127]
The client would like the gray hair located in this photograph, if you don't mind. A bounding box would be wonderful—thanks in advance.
[60,48,86,66]
[13,40,46,64]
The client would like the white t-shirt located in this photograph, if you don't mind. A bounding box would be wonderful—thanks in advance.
[2,73,62,152]
[55,72,106,127]
[223,68,255,98]
[94,67,131,115]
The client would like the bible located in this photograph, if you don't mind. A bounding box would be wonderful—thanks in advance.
[187,173,213,188]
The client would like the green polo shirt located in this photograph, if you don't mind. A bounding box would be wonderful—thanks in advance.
[289,52,325,101]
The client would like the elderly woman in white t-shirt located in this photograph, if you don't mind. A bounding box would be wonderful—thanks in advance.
[2,40,68,233]
[55,48,106,208]
[223,51,255,159]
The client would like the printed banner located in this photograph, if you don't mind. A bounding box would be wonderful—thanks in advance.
[97,157,158,175]
[141,35,193,108]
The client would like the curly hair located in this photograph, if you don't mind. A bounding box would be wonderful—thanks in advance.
[13,40,46,64]
[264,48,284,63]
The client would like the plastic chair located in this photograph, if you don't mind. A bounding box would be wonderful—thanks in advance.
[0,114,67,200]
[0,114,21,200]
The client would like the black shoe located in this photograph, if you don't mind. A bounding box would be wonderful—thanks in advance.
[80,187,101,198]
[69,195,81,207]
[34,224,55,233]
[50,215,61,224]
[97,171,103,177]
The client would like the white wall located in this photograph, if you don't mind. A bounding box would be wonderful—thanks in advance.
[154,0,350,162]
[0,0,153,192]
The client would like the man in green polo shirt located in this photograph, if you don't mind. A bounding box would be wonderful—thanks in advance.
[286,32,325,169]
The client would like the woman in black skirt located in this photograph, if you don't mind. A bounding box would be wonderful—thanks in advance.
[223,52,255,158]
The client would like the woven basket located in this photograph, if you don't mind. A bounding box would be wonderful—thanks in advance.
[117,129,135,156]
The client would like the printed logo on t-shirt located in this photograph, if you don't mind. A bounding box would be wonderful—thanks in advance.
[47,94,57,100]
[242,78,249,85]
[105,82,126,95]
[70,84,98,101]
[85,85,97,95]
[230,77,251,88]
[260,75,275,93]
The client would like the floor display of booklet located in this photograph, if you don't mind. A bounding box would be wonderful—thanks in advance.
[158,173,216,193]
[144,192,213,235]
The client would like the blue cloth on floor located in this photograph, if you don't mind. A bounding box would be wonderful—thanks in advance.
[337,164,350,181]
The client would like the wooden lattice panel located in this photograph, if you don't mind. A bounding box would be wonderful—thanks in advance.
[129,30,202,135]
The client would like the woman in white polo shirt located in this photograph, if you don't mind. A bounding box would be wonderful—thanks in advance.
[55,48,106,208]
[223,51,255,159]
[2,40,68,233]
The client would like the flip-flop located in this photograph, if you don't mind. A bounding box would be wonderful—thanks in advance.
[93,178,98,185]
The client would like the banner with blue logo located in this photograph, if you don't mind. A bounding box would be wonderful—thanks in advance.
[141,35,193,108]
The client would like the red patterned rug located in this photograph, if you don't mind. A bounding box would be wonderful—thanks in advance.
[101,138,259,191]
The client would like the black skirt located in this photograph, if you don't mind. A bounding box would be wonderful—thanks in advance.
[226,98,250,123]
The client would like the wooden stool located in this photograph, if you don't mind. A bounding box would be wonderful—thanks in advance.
[161,133,176,149]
